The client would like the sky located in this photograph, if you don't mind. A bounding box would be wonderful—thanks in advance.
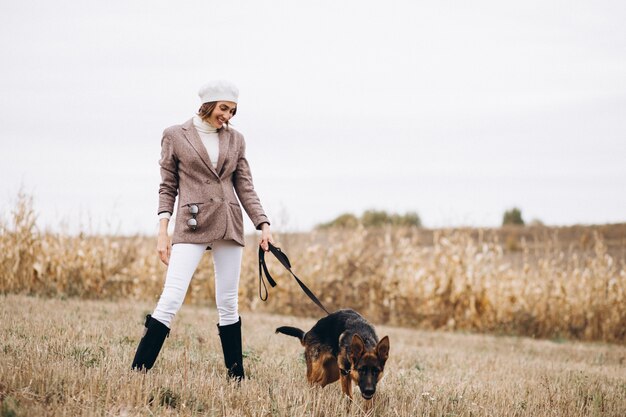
[1,0,625,235]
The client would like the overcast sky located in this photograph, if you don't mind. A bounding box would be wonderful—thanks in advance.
[1,0,625,235]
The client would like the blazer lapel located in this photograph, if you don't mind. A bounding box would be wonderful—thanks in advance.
[216,128,232,177]
[181,118,219,178]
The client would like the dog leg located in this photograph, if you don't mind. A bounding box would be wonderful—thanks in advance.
[340,373,353,415]
[307,351,338,387]
[322,356,340,387]
[339,373,353,399]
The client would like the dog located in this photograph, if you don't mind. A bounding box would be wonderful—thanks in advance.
[276,309,390,402]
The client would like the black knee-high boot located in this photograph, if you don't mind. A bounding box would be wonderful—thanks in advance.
[217,318,245,380]
[131,314,170,371]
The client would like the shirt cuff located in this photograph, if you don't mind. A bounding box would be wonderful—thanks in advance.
[158,212,172,220]
[256,220,270,230]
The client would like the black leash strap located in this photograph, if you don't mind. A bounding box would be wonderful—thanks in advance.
[258,243,330,315]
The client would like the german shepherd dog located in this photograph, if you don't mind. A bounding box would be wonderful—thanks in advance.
[276,309,390,402]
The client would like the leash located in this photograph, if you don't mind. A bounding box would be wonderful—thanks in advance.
[258,243,330,315]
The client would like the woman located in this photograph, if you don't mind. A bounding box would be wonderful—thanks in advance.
[131,79,273,380]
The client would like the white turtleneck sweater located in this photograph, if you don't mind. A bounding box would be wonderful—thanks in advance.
[158,115,220,220]
[192,115,220,168]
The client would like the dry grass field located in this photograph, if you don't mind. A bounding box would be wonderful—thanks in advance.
[1,294,625,417]
[2,193,626,415]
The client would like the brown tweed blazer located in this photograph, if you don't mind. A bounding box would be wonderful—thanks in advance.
[158,118,270,247]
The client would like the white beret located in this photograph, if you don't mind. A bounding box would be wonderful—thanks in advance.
[198,80,239,104]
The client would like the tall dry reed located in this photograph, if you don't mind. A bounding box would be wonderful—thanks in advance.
[1,193,625,342]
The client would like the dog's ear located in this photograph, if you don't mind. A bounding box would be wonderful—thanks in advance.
[350,334,365,364]
[376,336,390,363]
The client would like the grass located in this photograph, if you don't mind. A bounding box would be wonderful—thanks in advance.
[1,294,625,416]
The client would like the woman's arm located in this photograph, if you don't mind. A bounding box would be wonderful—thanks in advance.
[157,131,177,265]
[233,135,273,250]
[259,222,273,252]
[157,218,171,265]
[233,136,270,229]
[158,133,179,216]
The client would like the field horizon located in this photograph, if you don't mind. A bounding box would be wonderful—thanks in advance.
[2,194,625,344]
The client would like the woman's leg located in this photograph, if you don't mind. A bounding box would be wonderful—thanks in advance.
[212,239,245,379]
[152,242,207,327]
[212,240,243,326]
[132,242,206,370]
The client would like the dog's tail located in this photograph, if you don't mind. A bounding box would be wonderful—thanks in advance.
[275,326,305,343]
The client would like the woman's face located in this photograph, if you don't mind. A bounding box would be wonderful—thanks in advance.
[207,101,237,129]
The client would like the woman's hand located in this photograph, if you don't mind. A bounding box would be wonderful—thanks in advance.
[157,232,171,265]
[259,223,274,252]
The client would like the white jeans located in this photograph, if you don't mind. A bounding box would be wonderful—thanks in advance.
[152,240,243,327]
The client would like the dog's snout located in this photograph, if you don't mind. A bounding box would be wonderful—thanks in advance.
[361,389,375,399]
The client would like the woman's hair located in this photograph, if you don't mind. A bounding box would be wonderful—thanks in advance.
[197,102,237,128]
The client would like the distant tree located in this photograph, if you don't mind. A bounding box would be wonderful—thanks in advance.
[391,211,422,227]
[316,213,359,229]
[316,210,422,229]
[361,210,391,227]
[502,207,524,226]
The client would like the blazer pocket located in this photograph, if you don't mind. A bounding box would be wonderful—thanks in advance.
[178,202,203,231]
[228,201,244,232]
